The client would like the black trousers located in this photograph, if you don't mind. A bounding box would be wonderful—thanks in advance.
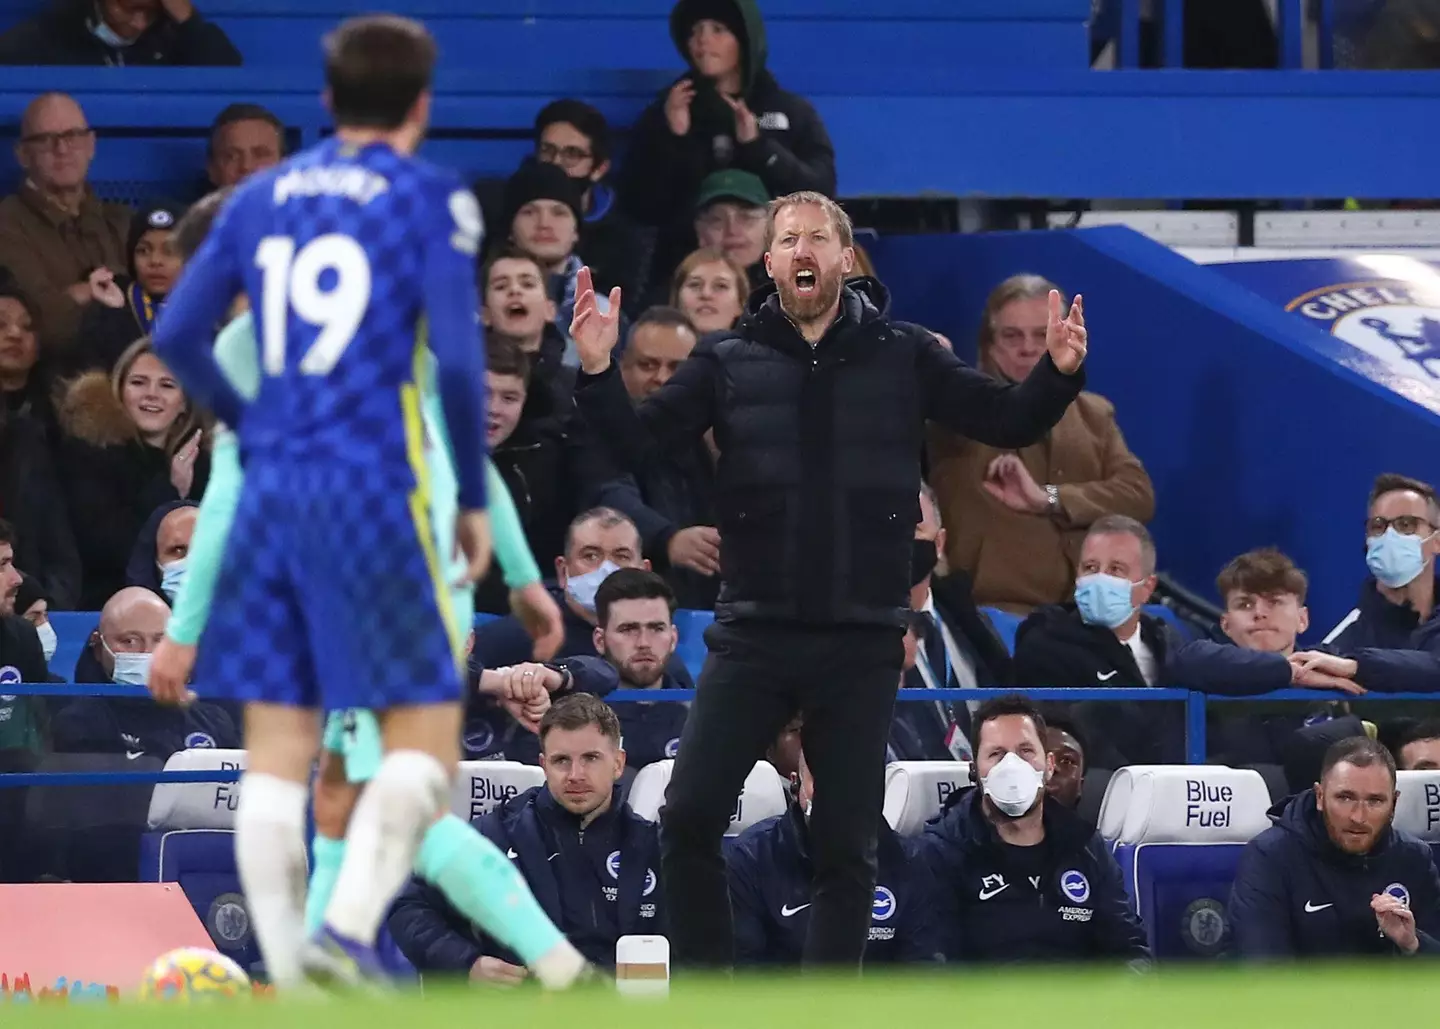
[659,620,903,970]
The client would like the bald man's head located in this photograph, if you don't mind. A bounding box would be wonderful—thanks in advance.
[95,586,168,678]
[17,93,94,194]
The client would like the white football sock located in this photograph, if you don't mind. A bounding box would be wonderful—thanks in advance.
[324,749,447,946]
[234,772,310,990]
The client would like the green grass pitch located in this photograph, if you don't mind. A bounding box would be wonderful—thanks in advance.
[4,966,1438,1029]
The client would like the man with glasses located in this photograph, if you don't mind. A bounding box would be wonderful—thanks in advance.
[0,93,129,352]
[533,99,648,319]
[692,168,770,291]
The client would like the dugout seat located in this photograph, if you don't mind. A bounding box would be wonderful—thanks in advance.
[882,760,970,834]
[22,751,160,883]
[627,759,788,835]
[138,749,256,973]
[1394,769,1440,861]
[1108,765,1270,959]
[450,761,545,823]
[1097,765,1169,846]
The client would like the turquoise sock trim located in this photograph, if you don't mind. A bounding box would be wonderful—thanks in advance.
[305,834,346,936]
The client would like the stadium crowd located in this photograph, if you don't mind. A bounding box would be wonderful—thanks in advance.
[0,0,1437,976]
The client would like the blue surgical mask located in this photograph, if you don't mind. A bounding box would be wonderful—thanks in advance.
[564,560,620,614]
[160,559,188,603]
[90,17,137,48]
[35,620,57,663]
[1074,572,1139,629]
[1367,527,1432,589]
[103,637,153,686]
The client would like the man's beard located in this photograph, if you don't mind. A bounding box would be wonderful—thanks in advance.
[777,264,844,325]
[620,655,667,687]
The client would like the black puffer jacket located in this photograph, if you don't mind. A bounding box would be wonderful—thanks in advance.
[574,278,1082,627]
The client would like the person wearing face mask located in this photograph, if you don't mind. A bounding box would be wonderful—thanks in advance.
[917,694,1149,965]
[727,744,943,966]
[0,0,240,67]
[122,499,195,602]
[49,585,236,760]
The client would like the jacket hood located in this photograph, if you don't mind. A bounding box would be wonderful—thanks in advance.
[669,0,768,94]
[57,369,134,448]
[1270,789,1398,867]
[741,276,893,326]
[125,499,198,595]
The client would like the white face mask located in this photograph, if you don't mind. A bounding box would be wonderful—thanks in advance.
[35,620,57,663]
[981,751,1046,818]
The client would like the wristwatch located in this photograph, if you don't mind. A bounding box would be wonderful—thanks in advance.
[1044,484,1061,515]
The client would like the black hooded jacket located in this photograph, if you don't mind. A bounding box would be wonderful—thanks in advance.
[0,0,241,66]
[574,278,1082,627]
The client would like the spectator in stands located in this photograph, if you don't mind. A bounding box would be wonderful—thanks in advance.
[15,573,58,668]
[390,694,663,978]
[671,248,748,337]
[728,744,943,966]
[1230,737,1440,958]
[471,334,607,615]
[0,0,241,66]
[1044,721,1086,810]
[918,694,1149,963]
[1389,720,1440,770]
[1323,473,1440,651]
[204,103,283,191]
[480,245,570,416]
[0,531,53,757]
[55,338,208,608]
[0,286,57,433]
[0,93,129,355]
[891,483,1011,763]
[930,274,1154,614]
[599,307,719,610]
[72,200,183,373]
[621,0,835,296]
[51,585,237,759]
[124,500,195,602]
[692,169,769,293]
[533,100,648,320]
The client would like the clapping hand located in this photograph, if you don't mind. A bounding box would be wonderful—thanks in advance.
[570,266,623,375]
[89,267,124,309]
[1046,290,1087,374]
[982,454,1048,515]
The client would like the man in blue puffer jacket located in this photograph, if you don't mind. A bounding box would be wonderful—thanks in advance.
[388,695,664,980]
[1230,736,1440,958]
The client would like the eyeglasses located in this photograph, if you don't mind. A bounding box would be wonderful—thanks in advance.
[21,127,94,151]
[537,143,592,169]
[1366,514,1435,538]
[697,207,767,232]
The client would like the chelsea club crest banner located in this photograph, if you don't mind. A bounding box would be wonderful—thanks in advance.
[1209,256,1440,387]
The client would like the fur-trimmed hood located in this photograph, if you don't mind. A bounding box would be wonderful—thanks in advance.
[57,370,136,449]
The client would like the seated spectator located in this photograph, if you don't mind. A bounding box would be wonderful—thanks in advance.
[766,714,803,780]
[1323,473,1440,650]
[891,483,1011,762]
[0,93,129,355]
[0,530,54,758]
[727,742,942,966]
[691,169,769,294]
[204,103,283,191]
[1230,737,1440,958]
[671,248,748,337]
[0,0,241,66]
[15,573,58,668]
[0,285,58,433]
[1044,720,1086,810]
[480,245,570,416]
[599,307,718,610]
[124,500,195,602]
[56,338,209,608]
[389,694,663,977]
[72,200,184,373]
[929,274,1155,614]
[0,378,80,609]
[52,585,237,759]
[918,694,1149,964]
[472,335,608,615]
[533,100,649,319]
[621,0,834,295]
[1390,720,1440,770]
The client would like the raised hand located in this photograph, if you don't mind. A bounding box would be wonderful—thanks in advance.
[147,636,196,706]
[721,94,759,144]
[1046,290,1087,375]
[570,266,623,375]
[665,78,696,137]
[170,428,202,498]
[89,267,124,309]
[1373,893,1419,953]
[982,454,1047,515]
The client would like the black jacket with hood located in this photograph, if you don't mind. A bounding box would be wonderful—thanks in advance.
[574,278,1081,628]
[0,0,241,66]
[1229,790,1440,959]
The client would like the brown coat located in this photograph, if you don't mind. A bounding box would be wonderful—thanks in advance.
[928,390,1155,615]
[0,182,129,354]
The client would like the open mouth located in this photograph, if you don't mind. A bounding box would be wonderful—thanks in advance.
[794,269,817,295]
[504,301,531,320]
[137,401,165,416]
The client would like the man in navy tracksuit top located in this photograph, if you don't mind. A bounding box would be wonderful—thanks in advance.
[388,695,664,979]
[727,748,943,965]
[1229,736,1440,959]
[917,694,1150,964]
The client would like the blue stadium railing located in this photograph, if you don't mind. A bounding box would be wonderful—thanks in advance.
[0,684,1432,790]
